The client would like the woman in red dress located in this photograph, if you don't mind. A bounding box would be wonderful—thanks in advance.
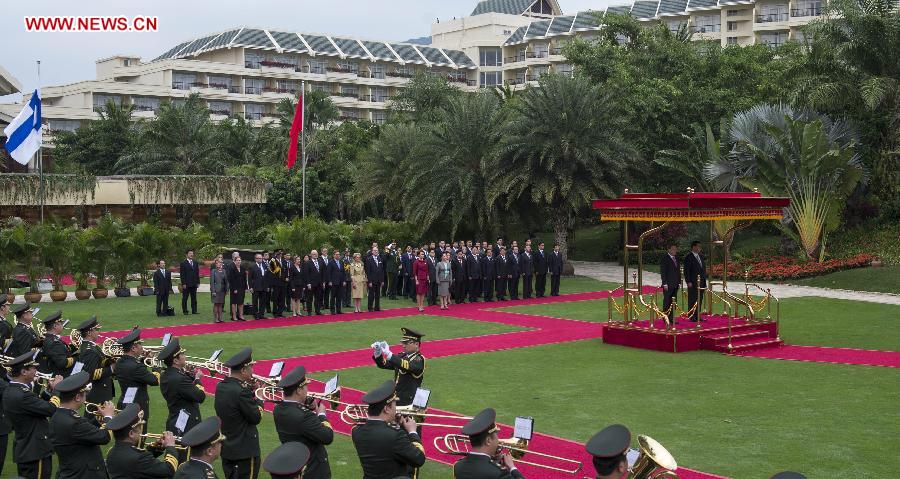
[412,249,429,312]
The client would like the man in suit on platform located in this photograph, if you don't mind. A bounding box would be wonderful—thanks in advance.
[249,253,269,320]
[660,243,681,325]
[494,247,508,301]
[179,249,200,315]
[683,241,707,322]
[153,260,172,317]
[549,244,563,296]
[319,247,331,310]
[365,247,385,312]
[534,242,548,298]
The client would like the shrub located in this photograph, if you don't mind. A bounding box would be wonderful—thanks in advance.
[711,253,875,281]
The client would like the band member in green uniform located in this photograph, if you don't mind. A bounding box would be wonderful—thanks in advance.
[174,416,224,479]
[452,408,524,479]
[74,317,116,412]
[372,327,426,406]
[272,365,334,479]
[115,328,160,436]
[49,371,114,479]
[214,348,262,479]
[106,403,180,479]
[351,380,426,479]
[158,338,206,438]
[37,311,74,377]
[262,442,311,479]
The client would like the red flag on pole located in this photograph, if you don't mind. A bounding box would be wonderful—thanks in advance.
[286,91,304,169]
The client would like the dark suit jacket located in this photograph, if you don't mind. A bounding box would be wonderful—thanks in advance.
[179,259,200,287]
[548,251,563,275]
[453,453,525,479]
[50,407,110,478]
[248,262,268,292]
[400,253,414,276]
[426,256,438,282]
[326,258,346,285]
[304,260,325,286]
[226,262,247,292]
[214,377,262,460]
[535,249,548,274]
[507,254,521,277]
[365,256,385,284]
[683,252,707,287]
[451,257,466,282]
[466,254,482,279]
[289,264,305,289]
[153,269,172,295]
[660,253,681,289]
[494,256,507,278]
[521,252,534,276]
[273,401,334,479]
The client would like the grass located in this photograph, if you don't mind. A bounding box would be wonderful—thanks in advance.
[788,265,900,294]
[315,340,900,479]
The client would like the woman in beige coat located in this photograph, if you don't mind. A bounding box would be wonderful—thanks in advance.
[349,252,367,313]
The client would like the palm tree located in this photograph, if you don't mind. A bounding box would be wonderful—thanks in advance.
[403,92,505,237]
[52,101,135,174]
[115,94,224,174]
[491,74,634,260]
[656,122,727,191]
[353,123,424,216]
[389,73,459,123]
[707,103,866,260]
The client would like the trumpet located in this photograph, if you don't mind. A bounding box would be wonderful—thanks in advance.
[434,434,583,475]
[628,435,679,479]
[339,403,472,429]
[141,433,188,451]
[85,401,120,419]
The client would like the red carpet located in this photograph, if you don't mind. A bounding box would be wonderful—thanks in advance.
[735,344,900,368]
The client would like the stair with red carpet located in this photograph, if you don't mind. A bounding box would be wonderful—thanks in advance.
[700,325,783,353]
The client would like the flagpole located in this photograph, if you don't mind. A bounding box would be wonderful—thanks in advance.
[37,60,44,224]
[301,80,306,219]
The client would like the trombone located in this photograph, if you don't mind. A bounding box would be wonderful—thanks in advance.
[339,403,473,429]
[254,386,349,411]
[433,434,584,475]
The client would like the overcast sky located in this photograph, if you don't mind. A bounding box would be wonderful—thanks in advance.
[1,0,619,103]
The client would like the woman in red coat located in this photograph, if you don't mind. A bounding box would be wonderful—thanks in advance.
[412,249,429,312]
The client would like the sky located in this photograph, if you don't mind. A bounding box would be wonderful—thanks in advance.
[1,0,618,103]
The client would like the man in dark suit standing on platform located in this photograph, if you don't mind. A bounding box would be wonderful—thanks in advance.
[400,247,414,301]
[451,250,466,304]
[660,243,681,326]
[549,244,563,296]
[248,253,269,320]
[365,247,385,312]
[534,242,548,298]
[153,260,172,317]
[179,249,200,315]
[494,247,508,301]
[683,241,707,322]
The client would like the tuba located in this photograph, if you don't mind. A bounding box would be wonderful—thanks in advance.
[629,435,679,479]
[101,337,125,358]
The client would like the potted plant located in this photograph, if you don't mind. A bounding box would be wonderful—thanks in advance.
[84,214,121,299]
[0,222,19,304]
[5,220,44,303]
[107,226,139,298]
[36,222,75,302]
[130,222,172,296]
[70,230,93,300]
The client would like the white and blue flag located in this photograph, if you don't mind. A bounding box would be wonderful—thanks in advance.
[3,89,42,166]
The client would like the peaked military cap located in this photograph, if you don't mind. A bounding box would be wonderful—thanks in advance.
[461,408,500,436]
[11,302,33,316]
[116,327,143,347]
[180,416,224,448]
[75,316,100,333]
[40,310,63,325]
[277,365,309,389]
[770,473,807,479]
[586,424,631,458]
[400,327,424,343]
[106,403,144,432]
[223,347,254,368]
[263,441,311,478]
[361,380,397,405]
[55,371,91,394]
[4,350,38,369]
[157,337,185,362]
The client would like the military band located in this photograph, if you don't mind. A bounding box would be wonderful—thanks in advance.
[351,380,426,479]
[3,349,60,479]
[272,365,334,479]
[453,408,524,479]
[49,371,114,479]
[37,311,75,377]
[115,328,161,432]
[372,327,426,407]
[214,347,263,479]
[106,403,180,479]
[76,316,117,406]
[263,441,311,479]
[7,303,40,357]
[174,416,224,479]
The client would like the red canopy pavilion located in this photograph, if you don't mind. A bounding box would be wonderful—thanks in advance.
[591,190,790,354]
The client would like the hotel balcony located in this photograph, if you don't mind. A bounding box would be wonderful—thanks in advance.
[325,66,359,80]
[756,12,789,22]
[790,7,821,17]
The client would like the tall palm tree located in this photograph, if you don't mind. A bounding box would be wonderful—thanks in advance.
[491,74,634,260]
[353,123,426,217]
[115,94,224,174]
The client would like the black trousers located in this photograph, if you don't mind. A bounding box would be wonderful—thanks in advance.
[428,282,438,305]
[468,277,481,302]
[483,277,494,301]
[330,284,343,313]
[662,285,679,323]
[535,273,547,297]
[509,276,520,299]
[495,276,507,300]
[252,290,269,318]
[393,273,403,297]
[367,282,382,311]
[271,284,285,315]
[405,275,415,299]
[322,285,331,310]
[0,433,7,477]
[522,274,533,298]
[453,280,466,304]
[550,274,561,296]
[687,284,703,321]
[223,456,260,479]
[343,281,351,306]
[306,286,323,314]
[181,286,198,314]
[17,455,52,479]
[155,292,169,315]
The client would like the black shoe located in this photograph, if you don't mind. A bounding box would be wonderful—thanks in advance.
[192,311,199,315]
[374,308,381,312]
[183,311,189,315]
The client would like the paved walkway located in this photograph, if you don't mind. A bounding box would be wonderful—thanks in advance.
[572,261,900,306]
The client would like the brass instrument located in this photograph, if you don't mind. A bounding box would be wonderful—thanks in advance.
[69,328,83,349]
[628,435,679,479]
[254,386,348,411]
[85,401,121,419]
[100,337,124,358]
[339,404,473,429]
[141,433,188,451]
[434,434,583,475]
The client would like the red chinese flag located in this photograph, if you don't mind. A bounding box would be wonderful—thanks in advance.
[286,92,304,169]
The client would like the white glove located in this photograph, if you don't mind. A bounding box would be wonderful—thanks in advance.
[382,342,393,359]
[372,342,383,358]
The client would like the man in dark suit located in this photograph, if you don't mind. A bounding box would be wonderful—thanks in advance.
[466,246,482,303]
[494,247,508,301]
[269,250,285,317]
[521,245,535,299]
[400,247,415,301]
[492,237,503,259]
[326,250,346,315]
[683,241,707,322]
[365,247,385,312]
[508,246,521,300]
[534,242,548,298]
[426,250,438,306]
[549,244,563,296]
[451,250,466,304]
[319,248,331,311]
[660,243,681,325]
[481,248,495,302]
[304,250,325,316]
[227,252,248,321]
[248,253,269,320]
[153,260,172,317]
[282,253,292,314]
[179,249,200,315]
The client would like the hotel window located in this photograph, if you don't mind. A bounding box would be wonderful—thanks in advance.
[792,0,821,16]
[759,31,789,47]
[93,94,121,111]
[47,120,81,132]
[340,109,359,119]
[372,111,388,124]
[208,75,232,89]
[273,54,297,67]
[371,64,386,79]
[556,64,573,77]
[533,43,549,58]
[758,4,789,22]
[311,83,329,93]
[727,36,739,45]
[245,103,264,120]
[276,80,298,93]
[693,15,721,33]
[480,71,501,87]
[515,71,527,84]
[245,51,263,69]
[727,21,739,31]
[396,65,414,77]
[337,61,359,73]
[727,9,741,16]
[132,97,160,112]
[308,60,327,75]
[341,85,359,97]
[666,20,686,33]
[172,72,195,90]
[208,101,232,115]
[372,87,389,102]
[480,47,502,66]
[245,78,264,94]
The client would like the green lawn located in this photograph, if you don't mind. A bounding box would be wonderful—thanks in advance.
[788,265,900,294]
[313,340,900,479]
[497,296,900,351]
[173,315,524,360]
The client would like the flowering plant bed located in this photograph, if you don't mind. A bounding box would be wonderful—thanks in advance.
[711,253,875,281]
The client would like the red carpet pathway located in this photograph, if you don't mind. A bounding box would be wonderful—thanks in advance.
[735,344,900,368]
[198,377,725,479]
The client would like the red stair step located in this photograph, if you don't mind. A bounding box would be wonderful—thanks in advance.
[719,337,783,353]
